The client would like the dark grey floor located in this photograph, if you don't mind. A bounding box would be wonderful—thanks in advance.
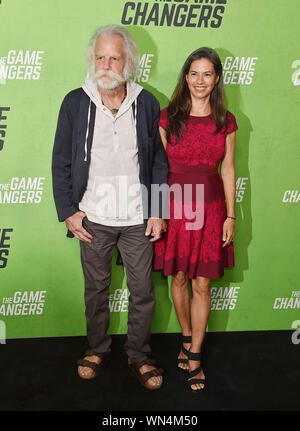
[0,331,299,420]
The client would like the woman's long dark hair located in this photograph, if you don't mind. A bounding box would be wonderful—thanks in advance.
[166,47,227,144]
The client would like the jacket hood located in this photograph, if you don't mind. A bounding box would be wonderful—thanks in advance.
[82,76,143,111]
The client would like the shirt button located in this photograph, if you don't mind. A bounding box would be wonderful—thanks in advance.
[114,131,117,135]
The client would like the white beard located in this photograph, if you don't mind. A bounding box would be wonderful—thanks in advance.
[93,69,125,90]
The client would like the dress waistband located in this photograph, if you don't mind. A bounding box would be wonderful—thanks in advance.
[169,163,218,175]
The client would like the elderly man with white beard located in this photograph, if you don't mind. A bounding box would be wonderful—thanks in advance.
[52,25,168,390]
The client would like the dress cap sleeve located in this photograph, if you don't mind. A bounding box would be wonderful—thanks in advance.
[159,108,168,130]
[226,111,238,135]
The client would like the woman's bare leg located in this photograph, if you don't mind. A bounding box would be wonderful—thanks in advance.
[171,271,191,369]
[189,276,211,390]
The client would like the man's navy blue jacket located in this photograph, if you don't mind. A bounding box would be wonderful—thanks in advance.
[52,87,168,233]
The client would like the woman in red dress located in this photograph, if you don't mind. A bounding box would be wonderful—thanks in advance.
[154,47,238,391]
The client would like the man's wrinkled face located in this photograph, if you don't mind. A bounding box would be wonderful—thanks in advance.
[93,34,127,90]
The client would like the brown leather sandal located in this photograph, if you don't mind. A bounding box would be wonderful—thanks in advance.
[128,357,164,390]
[77,349,110,380]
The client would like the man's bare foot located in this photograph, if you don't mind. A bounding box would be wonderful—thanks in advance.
[78,354,102,379]
[139,364,163,388]
[128,359,164,390]
[77,352,110,380]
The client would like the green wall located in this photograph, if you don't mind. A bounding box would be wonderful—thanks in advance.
[0,0,299,339]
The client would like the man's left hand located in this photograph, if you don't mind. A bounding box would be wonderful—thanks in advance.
[145,218,167,242]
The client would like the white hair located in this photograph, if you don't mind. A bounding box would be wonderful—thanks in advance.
[86,24,139,81]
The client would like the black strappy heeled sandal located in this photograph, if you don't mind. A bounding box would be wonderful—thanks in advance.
[186,351,206,392]
[177,335,192,370]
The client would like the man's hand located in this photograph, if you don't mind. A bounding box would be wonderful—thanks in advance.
[65,211,93,243]
[145,218,167,242]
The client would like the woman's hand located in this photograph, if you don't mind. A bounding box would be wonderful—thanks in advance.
[222,217,235,247]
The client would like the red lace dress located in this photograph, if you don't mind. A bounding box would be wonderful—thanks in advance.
[154,108,238,279]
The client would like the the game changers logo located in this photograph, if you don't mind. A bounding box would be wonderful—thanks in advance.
[273,291,300,310]
[134,53,154,83]
[0,107,10,151]
[0,177,45,204]
[0,50,45,84]
[211,286,240,310]
[223,56,258,85]
[109,288,129,312]
[235,177,248,203]
[0,228,13,269]
[0,291,47,316]
[282,189,300,203]
[121,0,228,28]
[291,60,300,86]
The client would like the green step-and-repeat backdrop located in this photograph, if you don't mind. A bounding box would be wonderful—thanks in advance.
[0,0,299,339]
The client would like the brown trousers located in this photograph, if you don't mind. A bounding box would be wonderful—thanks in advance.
[80,218,155,362]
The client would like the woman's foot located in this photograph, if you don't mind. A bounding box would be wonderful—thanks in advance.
[188,359,205,390]
[178,342,191,370]
[177,335,192,370]
[186,351,205,392]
